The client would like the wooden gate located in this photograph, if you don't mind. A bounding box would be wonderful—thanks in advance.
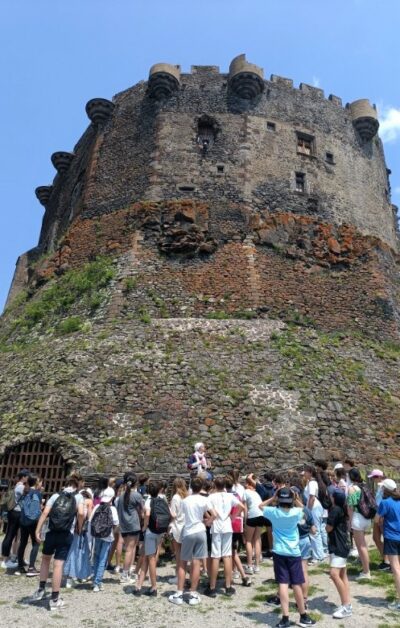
[0,441,69,497]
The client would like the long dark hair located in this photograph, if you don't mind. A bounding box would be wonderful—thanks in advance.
[332,490,348,519]
[348,468,363,484]
[123,472,137,509]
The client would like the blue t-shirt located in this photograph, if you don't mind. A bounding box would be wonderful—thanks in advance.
[378,497,400,540]
[263,506,303,556]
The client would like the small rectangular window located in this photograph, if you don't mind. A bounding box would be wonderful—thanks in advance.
[267,121,276,131]
[325,152,334,164]
[297,132,315,156]
[295,172,305,193]
[217,165,224,173]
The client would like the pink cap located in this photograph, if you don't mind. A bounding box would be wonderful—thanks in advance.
[367,469,384,478]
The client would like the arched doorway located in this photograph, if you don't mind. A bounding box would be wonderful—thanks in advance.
[0,441,69,497]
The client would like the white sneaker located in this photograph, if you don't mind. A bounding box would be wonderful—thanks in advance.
[93,584,100,592]
[356,571,371,580]
[169,592,183,605]
[0,561,8,569]
[232,570,240,580]
[333,604,352,618]
[188,592,201,606]
[349,548,359,558]
[253,566,260,574]
[114,566,121,574]
[5,559,18,569]
[244,566,254,575]
[168,576,178,585]
[31,588,46,601]
[65,578,74,589]
[49,598,65,611]
[120,574,134,584]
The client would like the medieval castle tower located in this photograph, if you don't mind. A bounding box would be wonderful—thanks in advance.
[1,55,399,490]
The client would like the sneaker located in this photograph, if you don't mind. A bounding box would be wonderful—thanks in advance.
[5,559,18,569]
[93,584,100,592]
[188,592,201,606]
[15,567,28,575]
[244,566,254,575]
[349,548,359,558]
[132,588,141,596]
[31,588,46,601]
[355,571,371,580]
[299,614,316,627]
[388,600,400,611]
[378,561,391,572]
[49,598,65,612]
[144,588,157,597]
[224,586,236,596]
[242,577,252,587]
[26,568,40,577]
[266,595,281,607]
[106,564,114,572]
[203,586,217,598]
[253,566,260,574]
[0,561,8,569]
[114,566,121,574]
[276,618,291,628]
[65,578,74,589]
[307,558,320,565]
[333,604,352,618]
[169,592,183,605]
[232,570,240,580]
[120,573,134,584]
[168,576,178,585]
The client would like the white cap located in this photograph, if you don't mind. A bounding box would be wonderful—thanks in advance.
[100,487,115,503]
[334,463,344,470]
[382,479,397,492]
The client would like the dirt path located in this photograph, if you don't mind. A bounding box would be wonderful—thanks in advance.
[0,547,399,628]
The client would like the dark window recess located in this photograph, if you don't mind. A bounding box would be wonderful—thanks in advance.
[197,115,218,153]
[295,172,305,193]
[267,121,276,131]
[325,152,334,164]
[217,165,224,173]
[297,132,315,156]
[178,184,196,192]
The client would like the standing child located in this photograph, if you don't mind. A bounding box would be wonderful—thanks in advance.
[90,487,119,592]
[169,477,188,585]
[260,487,315,628]
[326,490,352,619]
[16,475,43,576]
[377,479,400,611]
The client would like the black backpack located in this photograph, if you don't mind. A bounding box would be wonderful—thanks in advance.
[148,497,171,534]
[91,503,114,538]
[357,484,377,519]
[49,491,77,532]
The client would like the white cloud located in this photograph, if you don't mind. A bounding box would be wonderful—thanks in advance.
[379,107,400,143]
[312,76,320,88]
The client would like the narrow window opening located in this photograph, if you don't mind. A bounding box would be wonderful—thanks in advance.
[197,115,218,154]
[267,121,276,131]
[297,132,315,156]
[217,165,224,173]
[325,152,334,164]
[177,184,196,192]
[295,172,305,193]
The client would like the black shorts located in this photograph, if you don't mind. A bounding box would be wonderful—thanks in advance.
[232,532,243,552]
[121,531,140,539]
[264,518,272,528]
[246,516,265,528]
[42,530,73,561]
[273,553,305,585]
[384,538,400,556]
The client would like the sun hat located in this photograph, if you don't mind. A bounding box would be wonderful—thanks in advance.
[100,487,115,503]
[382,479,397,492]
[334,463,344,470]
[367,469,384,479]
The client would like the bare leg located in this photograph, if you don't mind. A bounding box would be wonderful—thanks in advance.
[278,583,290,616]
[292,583,306,614]
[253,527,262,567]
[137,556,149,589]
[177,560,187,591]
[209,558,219,589]
[148,554,157,590]
[123,536,137,573]
[39,554,51,583]
[373,520,383,558]
[223,555,232,588]
[52,559,64,593]
[330,567,350,605]
[172,539,181,576]
[301,559,309,602]
[352,530,370,574]
[190,559,201,592]
[389,555,400,599]
[245,527,255,568]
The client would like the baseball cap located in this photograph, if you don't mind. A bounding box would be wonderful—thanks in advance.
[334,463,344,470]
[100,487,115,503]
[367,469,384,478]
[382,479,397,492]
[277,487,293,505]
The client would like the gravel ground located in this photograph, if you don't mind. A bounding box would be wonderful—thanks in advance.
[0,543,399,628]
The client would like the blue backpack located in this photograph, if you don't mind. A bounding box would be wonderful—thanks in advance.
[20,490,41,526]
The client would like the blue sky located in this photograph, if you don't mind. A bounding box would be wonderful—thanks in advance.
[1,0,400,311]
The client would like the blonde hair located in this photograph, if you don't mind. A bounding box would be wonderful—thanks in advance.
[172,477,188,499]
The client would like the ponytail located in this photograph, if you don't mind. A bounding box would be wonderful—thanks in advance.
[123,472,137,509]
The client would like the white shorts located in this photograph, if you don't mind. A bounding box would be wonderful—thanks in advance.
[211,532,232,558]
[330,553,347,568]
[351,511,371,531]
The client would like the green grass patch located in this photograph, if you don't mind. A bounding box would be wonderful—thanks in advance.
[56,316,83,335]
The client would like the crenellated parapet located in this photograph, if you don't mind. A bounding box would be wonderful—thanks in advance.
[228,54,264,99]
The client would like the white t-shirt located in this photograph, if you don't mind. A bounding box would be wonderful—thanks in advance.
[233,483,245,501]
[244,489,262,519]
[209,491,239,534]
[46,488,84,534]
[304,480,321,510]
[89,504,119,542]
[182,494,213,537]
[170,494,185,540]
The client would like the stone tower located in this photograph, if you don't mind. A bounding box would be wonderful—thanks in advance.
[1,55,399,485]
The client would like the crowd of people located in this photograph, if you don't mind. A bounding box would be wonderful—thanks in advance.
[1,444,400,627]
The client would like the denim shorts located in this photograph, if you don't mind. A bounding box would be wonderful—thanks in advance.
[299,535,312,560]
[384,538,400,556]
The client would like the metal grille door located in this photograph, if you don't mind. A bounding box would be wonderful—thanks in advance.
[0,441,69,498]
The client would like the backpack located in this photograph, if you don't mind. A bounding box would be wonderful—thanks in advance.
[148,496,171,534]
[91,503,114,538]
[20,490,41,526]
[0,488,17,512]
[49,491,77,532]
[357,484,377,519]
